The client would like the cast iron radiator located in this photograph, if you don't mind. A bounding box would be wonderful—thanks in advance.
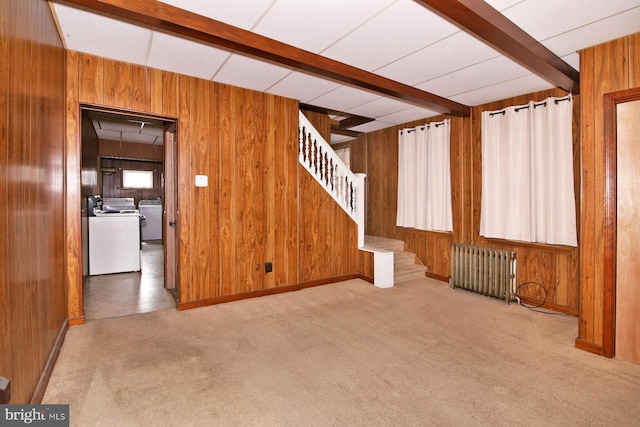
[450,244,518,305]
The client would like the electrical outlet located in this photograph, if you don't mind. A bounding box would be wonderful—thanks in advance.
[265,262,273,273]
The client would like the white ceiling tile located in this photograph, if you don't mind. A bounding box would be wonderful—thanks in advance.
[330,134,355,144]
[52,3,151,65]
[159,0,274,29]
[417,56,531,98]
[350,120,396,133]
[308,86,380,112]
[498,0,640,42]
[541,6,640,56]
[322,0,458,71]
[450,74,553,107]
[347,97,415,118]
[252,0,396,53]
[147,31,230,80]
[377,107,441,125]
[267,72,342,103]
[213,54,292,92]
[376,31,500,85]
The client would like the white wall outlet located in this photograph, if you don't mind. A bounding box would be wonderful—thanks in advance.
[195,175,208,187]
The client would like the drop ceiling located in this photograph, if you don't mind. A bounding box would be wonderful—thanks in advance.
[52,0,640,143]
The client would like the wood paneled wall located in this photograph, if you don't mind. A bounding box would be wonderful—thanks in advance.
[364,115,466,281]
[65,52,372,316]
[362,88,581,313]
[0,0,67,403]
[577,32,640,354]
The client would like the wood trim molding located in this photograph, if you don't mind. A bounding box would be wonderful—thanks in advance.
[425,272,449,282]
[177,274,374,310]
[575,337,604,356]
[602,87,640,358]
[68,316,85,326]
[53,0,470,116]
[30,319,68,404]
[414,0,579,93]
[517,296,579,316]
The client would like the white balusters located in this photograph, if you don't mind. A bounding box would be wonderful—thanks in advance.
[298,111,362,224]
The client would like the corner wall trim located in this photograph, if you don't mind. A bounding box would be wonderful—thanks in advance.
[30,319,68,404]
[68,316,85,326]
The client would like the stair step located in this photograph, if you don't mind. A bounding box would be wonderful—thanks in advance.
[395,264,427,283]
[394,251,418,266]
[364,235,428,286]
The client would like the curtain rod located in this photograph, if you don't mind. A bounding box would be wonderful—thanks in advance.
[488,95,572,117]
[401,120,447,134]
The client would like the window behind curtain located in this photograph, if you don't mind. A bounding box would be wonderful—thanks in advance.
[480,96,577,246]
[396,119,452,232]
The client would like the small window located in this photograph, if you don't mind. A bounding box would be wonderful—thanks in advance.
[122,170,153,189]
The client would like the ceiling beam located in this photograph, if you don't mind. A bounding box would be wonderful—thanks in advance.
[56,0,471,116]
[300,103,373,130]
[414,0,579,93]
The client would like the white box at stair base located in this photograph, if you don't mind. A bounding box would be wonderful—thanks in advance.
[373,250,394,288]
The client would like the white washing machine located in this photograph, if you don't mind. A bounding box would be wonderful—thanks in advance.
[89,198,141,275]
[138,199,163,241]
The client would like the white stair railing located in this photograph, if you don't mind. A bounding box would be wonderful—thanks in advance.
[298,111,366,247]
[298,110,392,288]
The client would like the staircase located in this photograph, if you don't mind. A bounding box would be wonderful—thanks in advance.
[363,236,427,285]
[299,111,395,288]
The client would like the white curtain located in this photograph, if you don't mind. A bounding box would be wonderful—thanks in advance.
[396,119,452,232]
[480,96,577,246]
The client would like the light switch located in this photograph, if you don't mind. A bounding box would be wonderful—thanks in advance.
[195,175,208,187]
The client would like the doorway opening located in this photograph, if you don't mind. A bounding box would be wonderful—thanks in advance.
[80,106,178,320]
[603,86,640,363]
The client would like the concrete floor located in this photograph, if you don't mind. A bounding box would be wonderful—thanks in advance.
[83,240,176,320]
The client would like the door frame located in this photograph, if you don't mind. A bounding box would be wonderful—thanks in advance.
[77,105,179,315]
[602,86,640,357]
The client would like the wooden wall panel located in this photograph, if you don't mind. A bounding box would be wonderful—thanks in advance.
[218,84,236,297]
[577,33,640,354]
[1,0,66,403]
[78,53,103,105]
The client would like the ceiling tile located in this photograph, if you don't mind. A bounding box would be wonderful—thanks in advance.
[350,120,397,133]
[450,74,552,107]
[330,134,355,144]
[308,86,380,112]
[376,107,441,125]
[497,0,640,42]
[52,3,151,64]
[213,54,292,92]
[252,0,397,53]
[322,0,458,71]
[417,56,532,98]
[159,0,274,29]
[541,6,640,56]
[146,31,230,80]
[375,31,500,86]
[347,97,416,118]
[267,72,342,103]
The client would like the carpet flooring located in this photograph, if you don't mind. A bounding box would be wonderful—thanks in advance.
[43,278,640,426]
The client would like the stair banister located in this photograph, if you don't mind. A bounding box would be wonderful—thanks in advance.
[298,111,393,288]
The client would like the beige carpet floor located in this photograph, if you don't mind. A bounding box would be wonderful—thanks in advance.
[43,278,640,426]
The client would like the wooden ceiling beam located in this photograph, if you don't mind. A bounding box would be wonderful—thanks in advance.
[414,0,579,93]
[56,0,471,116]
